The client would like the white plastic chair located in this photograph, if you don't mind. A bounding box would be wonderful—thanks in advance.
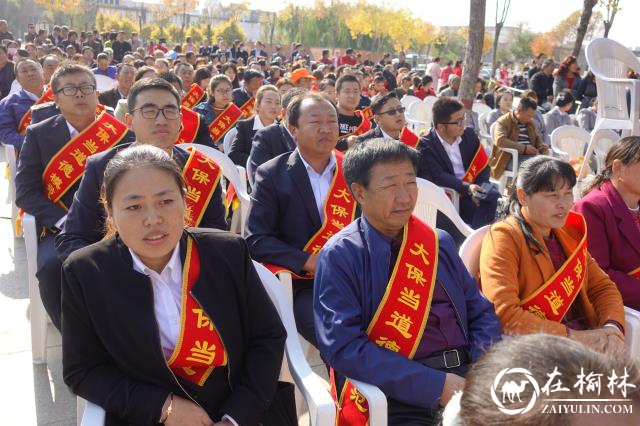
[550,126,590,161]
[415,178,473,237]
[400,95,420,111]
[578,38,640,181]
[177,143,250,236]
[222,127,238,155]
[458,225,490,279]
[624,307,640,358]
[490,122,519,195]
[23,213,48,364]
[77,397,105,426]
[442,187,460,212]
[94,74,117,92]
[592,129,620,173]
[4,144,20,236]
[405,101,431,134]
[477,112,492,154]
[472,102,492,117]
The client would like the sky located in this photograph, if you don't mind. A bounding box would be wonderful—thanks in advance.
[218,0,638,49]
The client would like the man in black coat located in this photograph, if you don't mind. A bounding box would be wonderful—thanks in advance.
[529,59,555,106]
[56,78,226,263]
[16,64,134,330]
[97,63,135,109]
[232,69,263,115]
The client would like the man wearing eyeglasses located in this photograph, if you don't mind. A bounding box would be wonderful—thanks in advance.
[418,97,500,240]
[16,63,135,330]
[56,77,226,266]
[355,92,407,144]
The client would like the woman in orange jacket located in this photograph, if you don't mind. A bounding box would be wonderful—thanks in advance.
[480,156,625,355]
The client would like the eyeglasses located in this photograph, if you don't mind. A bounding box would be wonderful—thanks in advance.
[131,105,181,120]
[444,118,465,126]
[214,88,232,95]
[378,107,406,116]
[56,84,95,96]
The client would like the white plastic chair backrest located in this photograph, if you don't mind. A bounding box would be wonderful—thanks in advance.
[458,225,490,278]
[586,38,640,121]
[94,74,117,92]
[177,143,250,235]
[222,127,237,155]
[5,144,16,182]
[252,261,336,425]
[400,95,420,110]
[407,101,431,125]
[592,129,620,158]
[415,178,473,237]
[550,126,590,161]
[472,102,491,116]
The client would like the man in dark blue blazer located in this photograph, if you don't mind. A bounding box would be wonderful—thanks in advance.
[16,63,134,330]
[232,69,263,115]
[0,59,46,150]
[245,92,342,347]
[246,88,303,182]
[56,78,226,263]
[314,139,500,424]
[418,97,499,234]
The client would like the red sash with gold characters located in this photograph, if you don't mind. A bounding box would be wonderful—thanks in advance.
[182,146,222,227]
[18,87,54,135]
[352,109,372,136]
[240,97,255,118]
[520,211,587,322]
[360,106,373,121]
[182,83,205,109]
[332,215,439,425]
[462,144,489,184]
[209,103,243,144]
[176,106,201,145]
[167,237,227,386]
[399,127,419,148]
[42,111,128,207]
[264,150,356,279]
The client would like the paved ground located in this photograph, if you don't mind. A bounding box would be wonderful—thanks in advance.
[0,160,327,425]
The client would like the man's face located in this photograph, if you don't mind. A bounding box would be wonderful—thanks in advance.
[337,81,361,111]
[0,49,6,67]
[0,22,7,33]
[28,24,35,34]
[125,88,181,150]
[437,108,465,140]
[515,107,536,124]
[291,98,339,160]
[117,65,135,93]
[43,58,60,81]
[451,79,461,91]
[544,64,554,75]
[374,98,405,134]
[352,159,417,239]
[97,58,108,70]
[296,77,313,90]
[16,61,44,94]
[176,65,194,88]
[246,76,263,96]
[117,33,124,42]
[62,28,69,38]
[53,72,98,119]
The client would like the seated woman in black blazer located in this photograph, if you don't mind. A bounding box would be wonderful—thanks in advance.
[61,145,292,425]
[228,85,281,167]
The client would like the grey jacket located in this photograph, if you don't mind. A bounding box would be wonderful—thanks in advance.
[577,108,597,132]
[543,106,572,136]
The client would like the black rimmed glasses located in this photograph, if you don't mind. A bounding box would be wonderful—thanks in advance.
[55,84,96,96]
[378,107,406,116]
[131,105,181,120]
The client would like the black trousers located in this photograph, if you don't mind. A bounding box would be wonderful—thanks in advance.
[292,280,317,348]
[36,234,63,331]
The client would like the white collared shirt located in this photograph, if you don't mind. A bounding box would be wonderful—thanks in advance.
[298,149,336,221]
[435,130,465,180]
[129,243,183,359]
[24,89,40,102]
[380,127,399,141]
[253,114,265,131]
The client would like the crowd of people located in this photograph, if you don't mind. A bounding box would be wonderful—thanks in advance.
[0,19,639,425]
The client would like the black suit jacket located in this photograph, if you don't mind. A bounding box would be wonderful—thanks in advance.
[98,86,123,109]
[246,150,323,274]
[62,229,286,425]
[228,117,258,167]
[355,126,384,144]
[193,117,215,147]
[232,87,251,110]
[16,114,134,228]
[247,123,295,183]
[55,143,226,262]
[417,127,490,195]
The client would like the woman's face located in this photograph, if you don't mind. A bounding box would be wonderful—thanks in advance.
[569,62,578,73]
[499,93,513,112]
[108,167,185,272]
[257,90,281,122]
[212,81,233,107]
[199,77,211,90]
[616,159,640,202]
[278,83,293,96]
[518,179,574,236]
[224,67,236,80]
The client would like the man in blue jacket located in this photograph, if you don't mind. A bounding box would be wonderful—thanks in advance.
[314,138,500,424]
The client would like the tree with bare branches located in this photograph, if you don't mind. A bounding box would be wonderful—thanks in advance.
[460,0,486,113]
[573,0,598,56]
[601,0,621,38]
[491,0,511,75]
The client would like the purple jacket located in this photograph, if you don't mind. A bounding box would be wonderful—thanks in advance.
[573,181,640,310]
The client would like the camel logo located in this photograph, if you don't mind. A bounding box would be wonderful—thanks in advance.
[490,368,541,415]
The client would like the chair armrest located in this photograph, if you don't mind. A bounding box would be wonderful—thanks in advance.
[443,187,460,212]
[501,147,520,175]
[348,378,388,426]
[80,399,106,426]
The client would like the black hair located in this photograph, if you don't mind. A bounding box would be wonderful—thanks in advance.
[194,67,212,85]
[343,138,420,190]
[336,74,360,93]
[585,136,639,195]
[554,90,575,108]
[50,62,96,93]
[127,77,181,114]
[243,69,264,84]
[370,91,398,115]
[516,97,538,111]
[505,156,576,254]
[432,97,464,126]
[318,78,335,91]
[207,74,233,105]
[287,91,336,127]
[157,71,183,90]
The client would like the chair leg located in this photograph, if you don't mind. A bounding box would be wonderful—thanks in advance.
[29,274,48,364]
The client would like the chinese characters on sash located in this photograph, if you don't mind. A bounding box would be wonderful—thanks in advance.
[42,111,128,209]
[167,237,227,386]
[18,87,54,135]
[520,211,587,322]
[176,106,200,145]
[208,103,243,144]
[181,147,222,227]
[240,97,255,118]
[263,150,357,279]
[333,215,439,425]
[399,127,419,148]
[181,83,205,110]
[461,144,489,184]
